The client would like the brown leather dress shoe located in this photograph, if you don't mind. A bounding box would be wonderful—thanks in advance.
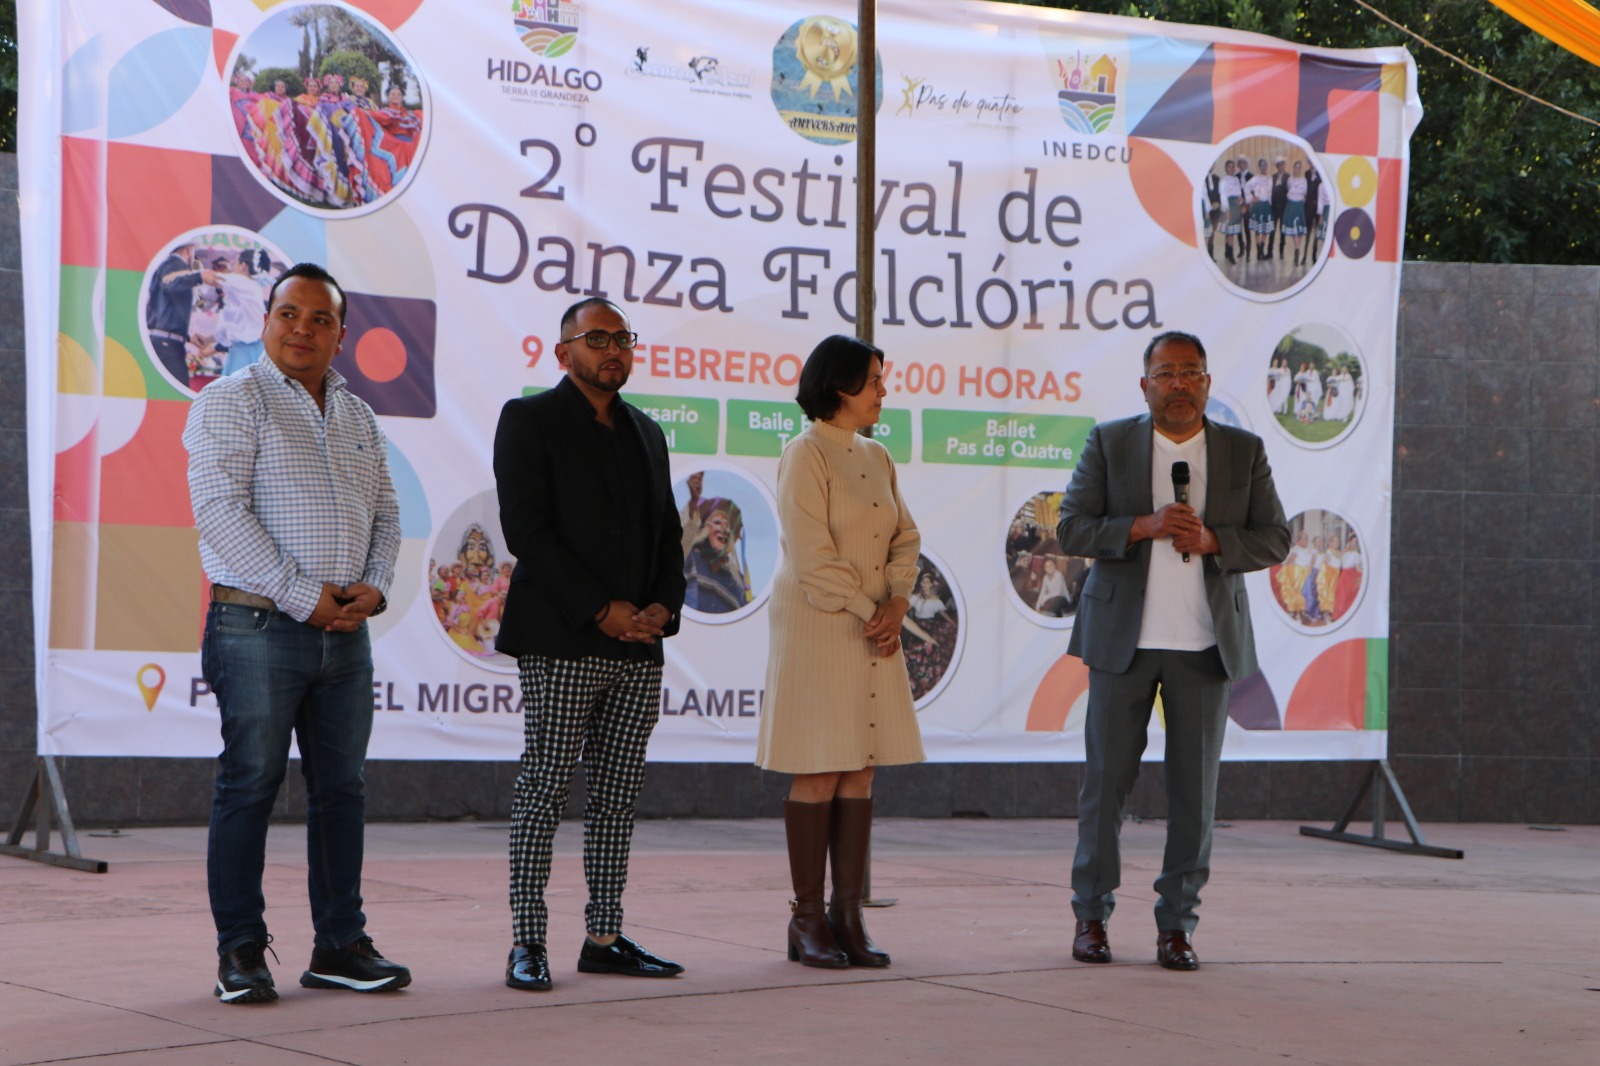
[1156,930,1199,971]
[1072,920,1111,963]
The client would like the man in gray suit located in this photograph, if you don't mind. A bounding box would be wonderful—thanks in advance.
[1056,331,1289,970]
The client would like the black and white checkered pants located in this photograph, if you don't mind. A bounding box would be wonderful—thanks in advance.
[509,654,662,947]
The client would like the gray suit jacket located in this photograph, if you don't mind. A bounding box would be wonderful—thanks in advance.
[1055,414,1289,680]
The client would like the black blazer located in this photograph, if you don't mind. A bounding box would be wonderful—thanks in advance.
[493,376,686,661]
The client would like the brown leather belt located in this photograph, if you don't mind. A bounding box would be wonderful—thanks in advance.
[211,584,278,611]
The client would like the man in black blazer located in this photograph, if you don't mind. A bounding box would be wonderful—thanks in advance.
[1056,331,1288,971]
[493,297,687,991]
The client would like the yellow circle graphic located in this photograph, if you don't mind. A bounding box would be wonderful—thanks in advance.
[1338,157,1377,209]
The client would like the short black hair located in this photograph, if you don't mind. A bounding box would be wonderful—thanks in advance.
[1142,330,1207,370]
[795,334,882,422]
[267,262,347,324]
[559,297,625,339]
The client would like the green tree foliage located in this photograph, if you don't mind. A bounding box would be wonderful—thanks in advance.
[1,0,16,152]
[251,66,304,98]
[1034,0,1600,264]
[319,50,380,95]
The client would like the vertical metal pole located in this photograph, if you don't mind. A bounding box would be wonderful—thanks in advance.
[855,0,876,347]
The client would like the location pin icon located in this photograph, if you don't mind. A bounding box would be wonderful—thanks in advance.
[136,664,166,712]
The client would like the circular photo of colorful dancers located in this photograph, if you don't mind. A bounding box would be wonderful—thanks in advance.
[427,491,517,672]
[903,550,964,710]
[226,2,429,215]
[1004,487,1090,629]
[138,227,291,396]
[1198,129,1330,300]
[1268,509,1366,633]
[674,462,780,624]
[1265,323,1367,449]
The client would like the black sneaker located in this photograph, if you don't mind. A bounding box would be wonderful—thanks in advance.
[299,935,412,993]
[215,938,278,1004]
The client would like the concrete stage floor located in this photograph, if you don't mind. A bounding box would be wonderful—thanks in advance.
[1,817,1595,1064]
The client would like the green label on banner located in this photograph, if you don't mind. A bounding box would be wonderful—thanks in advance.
[921,409,1094,467]
[727,400,912,462]
[726,401,805,457]
[872,408,913,464]
[519,388,718,454]
[629,394,719,454]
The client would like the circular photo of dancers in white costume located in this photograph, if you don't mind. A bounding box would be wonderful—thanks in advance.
[1264,322,1367,449]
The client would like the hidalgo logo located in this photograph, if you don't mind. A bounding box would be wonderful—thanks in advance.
[514,0,580,58]
[1056,50,1118,134]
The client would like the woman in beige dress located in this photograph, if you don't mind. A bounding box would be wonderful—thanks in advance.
[758,334,925,969]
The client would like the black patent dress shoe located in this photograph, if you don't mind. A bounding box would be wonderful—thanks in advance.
[506,944,552,991]
[577,933,684,977]
[1156,930,1200,971]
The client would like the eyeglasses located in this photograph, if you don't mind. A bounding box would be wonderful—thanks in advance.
[561,330,639,350]
[1147,369,1207,385]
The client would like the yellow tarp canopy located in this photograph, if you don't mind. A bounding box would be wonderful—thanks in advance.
[1488,0,1600,67]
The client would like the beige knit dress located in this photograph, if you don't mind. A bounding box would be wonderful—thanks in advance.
[756,420,926,773]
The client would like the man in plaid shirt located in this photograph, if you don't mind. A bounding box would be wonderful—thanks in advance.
[183,263,408,1004]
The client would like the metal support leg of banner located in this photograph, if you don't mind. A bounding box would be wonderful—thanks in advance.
[1,756,109,873]
[1299,759,1462,859]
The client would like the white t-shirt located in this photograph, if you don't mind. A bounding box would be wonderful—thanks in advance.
[1137,429,1214,651]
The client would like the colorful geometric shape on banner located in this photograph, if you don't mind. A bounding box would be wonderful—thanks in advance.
[62,36,107,135]
[107,26,211,138]
[1128,137,1195,246]
[1296,56,1383,154]
[95,524,204,652]
[99,400,194,527]
[350,0,427,30]
[61,139,106,269]
[1284,638,1388,730]
[1337,156,1378,209]
[258,208,329,267]
[1122,34,1210,132]
[54,427,99,523]
[326,204,436,300]
[152,0,213,26]
[1376,157,1404,262]
[212,28,238,77]
[1227,670,1281,730]
[107,143,212,271]
[1333,208,1375,259]
[1210,44,1300,140]
[334,293,438,418]
[388,441,431,539]
[211,155,286,234]
[1026,653,1091,731]
[1130,43,1214,141]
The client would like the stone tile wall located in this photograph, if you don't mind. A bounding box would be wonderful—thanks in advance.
[0,150,1592,825]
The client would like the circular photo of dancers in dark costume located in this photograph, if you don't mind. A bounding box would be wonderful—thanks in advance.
[427,490,518,672]
[1003,487,1089,630]
[903,550,964,710]
[138,226,291,397]
[1197,129,1330,300]
[673,463,780,625]
[1267,509,1367,634]
[226,2,429,216]
[1264,322,1367,449]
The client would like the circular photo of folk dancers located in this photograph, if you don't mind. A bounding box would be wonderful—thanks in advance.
[1198,129,1330,300]
[427,490,518,672]
[1264,322,1367,449]
[1004,487,1089,629]
[904,550,964,710]
[138,226,292,397]
[1268,509,1366,633]
[673,462,780,625]
[226,2,429,215]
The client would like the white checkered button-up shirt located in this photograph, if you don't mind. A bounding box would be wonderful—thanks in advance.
[183,359,401,624]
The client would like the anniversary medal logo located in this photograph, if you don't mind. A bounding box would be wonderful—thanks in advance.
[770,15,884,145]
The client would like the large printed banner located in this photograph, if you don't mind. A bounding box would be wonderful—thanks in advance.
[21,0,1418,761]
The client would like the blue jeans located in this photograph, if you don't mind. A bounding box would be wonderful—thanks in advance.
[203,602,374,954]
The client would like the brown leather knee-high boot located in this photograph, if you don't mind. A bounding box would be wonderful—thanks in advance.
[826,797,890,967]
[784,800,848,968]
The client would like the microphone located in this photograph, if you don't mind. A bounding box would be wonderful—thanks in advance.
[1171,461,1191,562]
